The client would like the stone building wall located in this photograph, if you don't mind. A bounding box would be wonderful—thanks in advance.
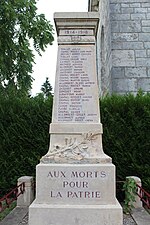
[89,0,150,95]
[89,0,112,96]
[110,0,150,95]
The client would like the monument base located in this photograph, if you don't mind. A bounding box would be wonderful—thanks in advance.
[29,163,123,225]
[29,201,122,225]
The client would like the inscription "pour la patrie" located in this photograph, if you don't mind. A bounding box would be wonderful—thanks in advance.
[47,170,106,199]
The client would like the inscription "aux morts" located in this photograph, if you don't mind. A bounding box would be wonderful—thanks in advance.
[47,170,106,178]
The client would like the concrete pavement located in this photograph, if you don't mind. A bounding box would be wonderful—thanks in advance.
[0,206,149,225]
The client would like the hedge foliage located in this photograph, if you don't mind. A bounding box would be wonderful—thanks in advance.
[0,92,150,194]
[101,92,150,192]
[0,93,53,194]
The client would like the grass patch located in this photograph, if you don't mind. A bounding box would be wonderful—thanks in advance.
[0,201,16,221]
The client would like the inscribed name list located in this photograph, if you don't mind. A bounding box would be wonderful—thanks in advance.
[53,45,100,123]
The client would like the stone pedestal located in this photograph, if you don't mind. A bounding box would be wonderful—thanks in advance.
[29,164,122,225]
[29,12,122,225]
[30,202,122,225]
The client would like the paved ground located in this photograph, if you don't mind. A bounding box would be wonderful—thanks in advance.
[0,206,149,225]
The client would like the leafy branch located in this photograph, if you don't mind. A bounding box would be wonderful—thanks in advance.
[46,132,99,158]
[123,178,137,214]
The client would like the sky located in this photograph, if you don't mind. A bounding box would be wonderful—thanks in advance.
[31,0,88,95]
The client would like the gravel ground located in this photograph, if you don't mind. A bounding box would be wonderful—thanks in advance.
[123,213,136,225]
[19,213,137,225]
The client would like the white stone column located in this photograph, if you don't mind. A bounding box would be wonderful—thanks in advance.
[17,176,34,207]
[41,12,111,164]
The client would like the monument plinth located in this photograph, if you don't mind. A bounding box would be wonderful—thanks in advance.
[29,12,123,225]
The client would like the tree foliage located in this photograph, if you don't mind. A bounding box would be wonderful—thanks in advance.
[41,77,53,98]
[0,0,54,94]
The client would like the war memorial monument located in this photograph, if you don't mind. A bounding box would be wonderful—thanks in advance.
[29,12,123,225]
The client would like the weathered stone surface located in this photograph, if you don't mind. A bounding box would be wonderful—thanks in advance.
[146,13,150,19]
[130,3,141,7]
[135,50,147,58]
[135,8,147,13]
[142,3,150,7]
[139,33,150,41]
[125,67,147,78]
[142,20,150,26]
[111,21,120,32]
[90,0,150,95]
[121,8,134,14]
[148,68,150,76]
[96,0,112,95]
[111,13,130,20]
[112,33,138,42]
[138,78,150,91]
[142,27,150,32]
[110,3,121,13]
[112,78,137,92]
[112,41,123,49]
[112,50,135,67]
[120,21,141,32]
[131,13,146,20]
[136,58,150,66]
[144,42,150,48]
[121,3,130,7]
[112,67,125,78]
[122,42,144,49]
[109,0,150,94]
[147,49,150,57]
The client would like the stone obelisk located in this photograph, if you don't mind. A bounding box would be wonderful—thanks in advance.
[29,12,123,225]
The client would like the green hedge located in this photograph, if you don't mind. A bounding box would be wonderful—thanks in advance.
[0,92,150,194]
[0,94,53,194]
[101,92,150,192]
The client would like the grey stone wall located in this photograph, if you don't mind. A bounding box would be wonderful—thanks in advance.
[90,0,112,96]
[110,0,150,94]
